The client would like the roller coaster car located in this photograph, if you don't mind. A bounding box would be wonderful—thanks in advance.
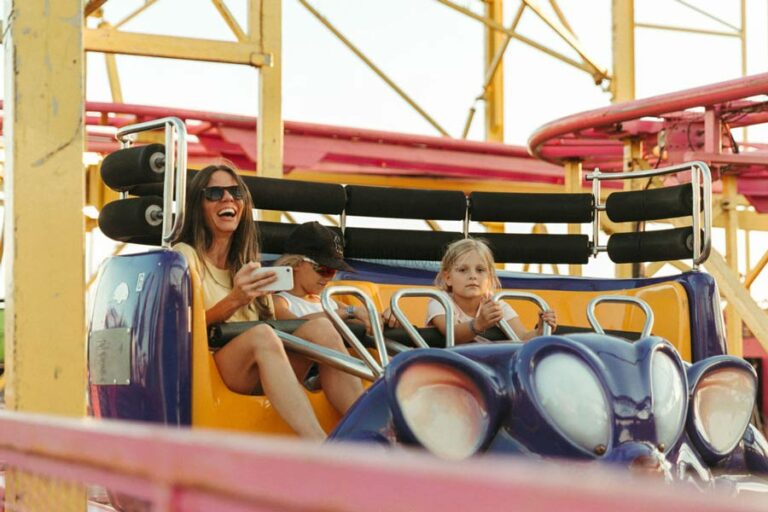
[331,336,768,492]
[88,119,768,492]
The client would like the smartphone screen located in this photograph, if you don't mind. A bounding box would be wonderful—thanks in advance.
[252,266,294,292]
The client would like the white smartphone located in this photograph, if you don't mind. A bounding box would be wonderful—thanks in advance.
[252,266,294,292]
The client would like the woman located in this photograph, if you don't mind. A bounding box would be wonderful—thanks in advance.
[174,165,362,440]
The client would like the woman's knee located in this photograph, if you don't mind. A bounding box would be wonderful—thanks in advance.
[246,324,285,357]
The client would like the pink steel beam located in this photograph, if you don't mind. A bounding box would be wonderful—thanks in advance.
[0,411,764,512]
[528,73,768,170]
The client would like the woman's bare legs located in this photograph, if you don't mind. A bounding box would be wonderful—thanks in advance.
[292,318,365,414]
[213,323,326,440]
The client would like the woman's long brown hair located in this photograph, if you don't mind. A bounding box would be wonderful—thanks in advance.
[176,164,272,319]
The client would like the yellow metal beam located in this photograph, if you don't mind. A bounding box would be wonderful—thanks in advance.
[635,22,738,38]
[211,0,248,42]
[84,0,109,17]
[255,0,282,178]
[484,0,505,142]
[705,250,768,358]
[435,0,599,77]
[611,0,635,102]
[745,249,768,289]
[563,160,583,276]
[253,0,283,222]
[5,0,86,505]
[286,170,572,194]
[114,0,159,29]
[300,0,449,137]
[85,27,270,66]
[521,0,610,82]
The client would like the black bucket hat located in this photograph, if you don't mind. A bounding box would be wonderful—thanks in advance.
[284,222,355,272]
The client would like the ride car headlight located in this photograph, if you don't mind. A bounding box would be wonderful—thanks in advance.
[534,352,610,453]
[651,350,686,450]
[395,362,489,460]
[693,368,755,455]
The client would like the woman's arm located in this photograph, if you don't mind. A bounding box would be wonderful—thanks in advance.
[205,262,277,327]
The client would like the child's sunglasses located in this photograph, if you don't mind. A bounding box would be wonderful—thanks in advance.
[302,257,337,278]
[203,185,244,201]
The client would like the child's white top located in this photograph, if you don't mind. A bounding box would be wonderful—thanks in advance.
[425,296,518,343]
[275,292,324,317]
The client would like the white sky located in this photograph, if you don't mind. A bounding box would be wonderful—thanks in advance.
[9,1,768,303]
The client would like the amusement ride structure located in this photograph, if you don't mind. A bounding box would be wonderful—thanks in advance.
[2,1,768,510]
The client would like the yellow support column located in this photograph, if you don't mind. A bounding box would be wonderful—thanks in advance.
[611,0,635,103]
[564,160,582,276]
[484,0,504,143]
[254,0,283,180]
[4,0,86,508]
[251,0,283,223]
[615,138,648,278]
[723,175,743,356]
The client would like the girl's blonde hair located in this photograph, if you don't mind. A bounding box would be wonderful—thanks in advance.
[273,254,305,267]
[435,238,501,292]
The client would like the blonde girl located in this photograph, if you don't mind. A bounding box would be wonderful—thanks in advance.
[426,238,557,344]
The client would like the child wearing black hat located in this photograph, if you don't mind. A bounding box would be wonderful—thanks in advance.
[273,222,369,326]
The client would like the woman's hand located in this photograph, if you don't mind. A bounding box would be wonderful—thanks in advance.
[535,310,558,335]
[230,261,277,307]
[475,294,504,332]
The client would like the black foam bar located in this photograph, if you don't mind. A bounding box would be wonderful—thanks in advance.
[470,192,594,223]
[606,184,697,222]
[208,319,367,349]
[101,144,166,192]
[248,176,346,214]
[117,172,346,216]
[607,227,694,263]
[473,233,591,264]
[256,221,343,254]
[345,228,463,261]
[345,185,466,220]
[99,196,163,245]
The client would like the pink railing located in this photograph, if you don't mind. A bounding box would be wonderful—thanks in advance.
[0,410,765,511]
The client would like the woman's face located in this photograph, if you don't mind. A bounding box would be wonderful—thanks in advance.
[444,250,493,299]
[202,170,244,238]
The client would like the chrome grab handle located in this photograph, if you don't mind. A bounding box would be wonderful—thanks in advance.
[491,291,552,341]
[586,295,654,339]
[586,161,712,269]
[116,117,188,248]
[321,286,387,376]
[274,330,376,382]
[389,289,456,348]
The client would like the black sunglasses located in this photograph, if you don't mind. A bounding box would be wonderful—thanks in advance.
[203,186,244,201]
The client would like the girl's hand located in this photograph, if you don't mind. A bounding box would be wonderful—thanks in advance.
[231,261,277,306]
[381,307,401,329]
[475,294,504,332]
[535,310,558,335]
[347,305,373,334]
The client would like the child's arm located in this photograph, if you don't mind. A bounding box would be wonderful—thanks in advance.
[273,294,371,330]
[426,298,500,344]
[508,309,557,341]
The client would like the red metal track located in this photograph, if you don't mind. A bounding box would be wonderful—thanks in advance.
[527,73,768,211]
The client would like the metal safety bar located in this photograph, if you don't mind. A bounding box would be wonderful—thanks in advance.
[321,286,388,376]
[116,117,188,248]
[491,291,552,341]
[586,161,712,270]
[274,330,377,382]
[586,295,655,339]
[389,288,456,348]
